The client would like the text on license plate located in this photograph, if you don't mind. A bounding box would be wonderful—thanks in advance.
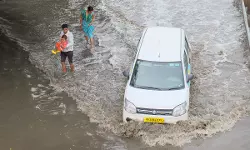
[143,117,165,123]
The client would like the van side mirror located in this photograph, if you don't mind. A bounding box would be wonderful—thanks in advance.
[123,71,129,79]
[187,74,194,82]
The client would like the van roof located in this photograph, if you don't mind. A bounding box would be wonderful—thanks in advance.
[138,27,184,62]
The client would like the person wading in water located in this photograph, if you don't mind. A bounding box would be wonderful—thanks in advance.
[60,24,74,72]
[80,6,95,52]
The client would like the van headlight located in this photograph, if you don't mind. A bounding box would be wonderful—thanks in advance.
[172,102,187,117]
[124,98,136,114]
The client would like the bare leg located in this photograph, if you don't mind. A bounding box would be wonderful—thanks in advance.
[84,35,89,44]
[61,62,67,73]
[70,63,75,72]
[90,37,94,51]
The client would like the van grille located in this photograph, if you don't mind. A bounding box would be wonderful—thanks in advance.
[136,108,173,116]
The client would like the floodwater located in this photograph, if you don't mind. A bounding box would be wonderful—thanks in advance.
[0,29,107,150]
[1,0,250,149]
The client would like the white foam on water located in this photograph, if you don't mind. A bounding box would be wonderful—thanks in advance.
[99,133,128,150]
[26,74,31,78]
[30,87,37,92]
[52,112,59,115]
[31,91,45,99]
[30,84,67,115]
[37,84,45,88]
[35,105,42,110]
[59,103,67,114]
[86,132,93,136]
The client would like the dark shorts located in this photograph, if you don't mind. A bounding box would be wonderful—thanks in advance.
[61,51,73,64]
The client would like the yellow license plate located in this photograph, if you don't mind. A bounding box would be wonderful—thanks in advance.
[143,117,165,123]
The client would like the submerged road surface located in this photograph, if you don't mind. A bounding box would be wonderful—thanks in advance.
[1,0,250,149]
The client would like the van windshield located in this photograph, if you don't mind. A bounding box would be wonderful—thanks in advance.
[130,60,185,91]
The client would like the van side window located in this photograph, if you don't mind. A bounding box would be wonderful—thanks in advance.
[183,51,188,78]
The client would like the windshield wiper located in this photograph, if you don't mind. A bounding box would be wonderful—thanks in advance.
[167,87,182,90]
[135,85,163,90]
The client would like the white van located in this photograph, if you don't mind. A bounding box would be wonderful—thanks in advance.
[122,27,193,124]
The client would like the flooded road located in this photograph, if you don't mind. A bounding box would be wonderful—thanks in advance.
[0,31,106,150]
[184,117,250,150]
[1,0,250,149]
[0,18,172,150]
